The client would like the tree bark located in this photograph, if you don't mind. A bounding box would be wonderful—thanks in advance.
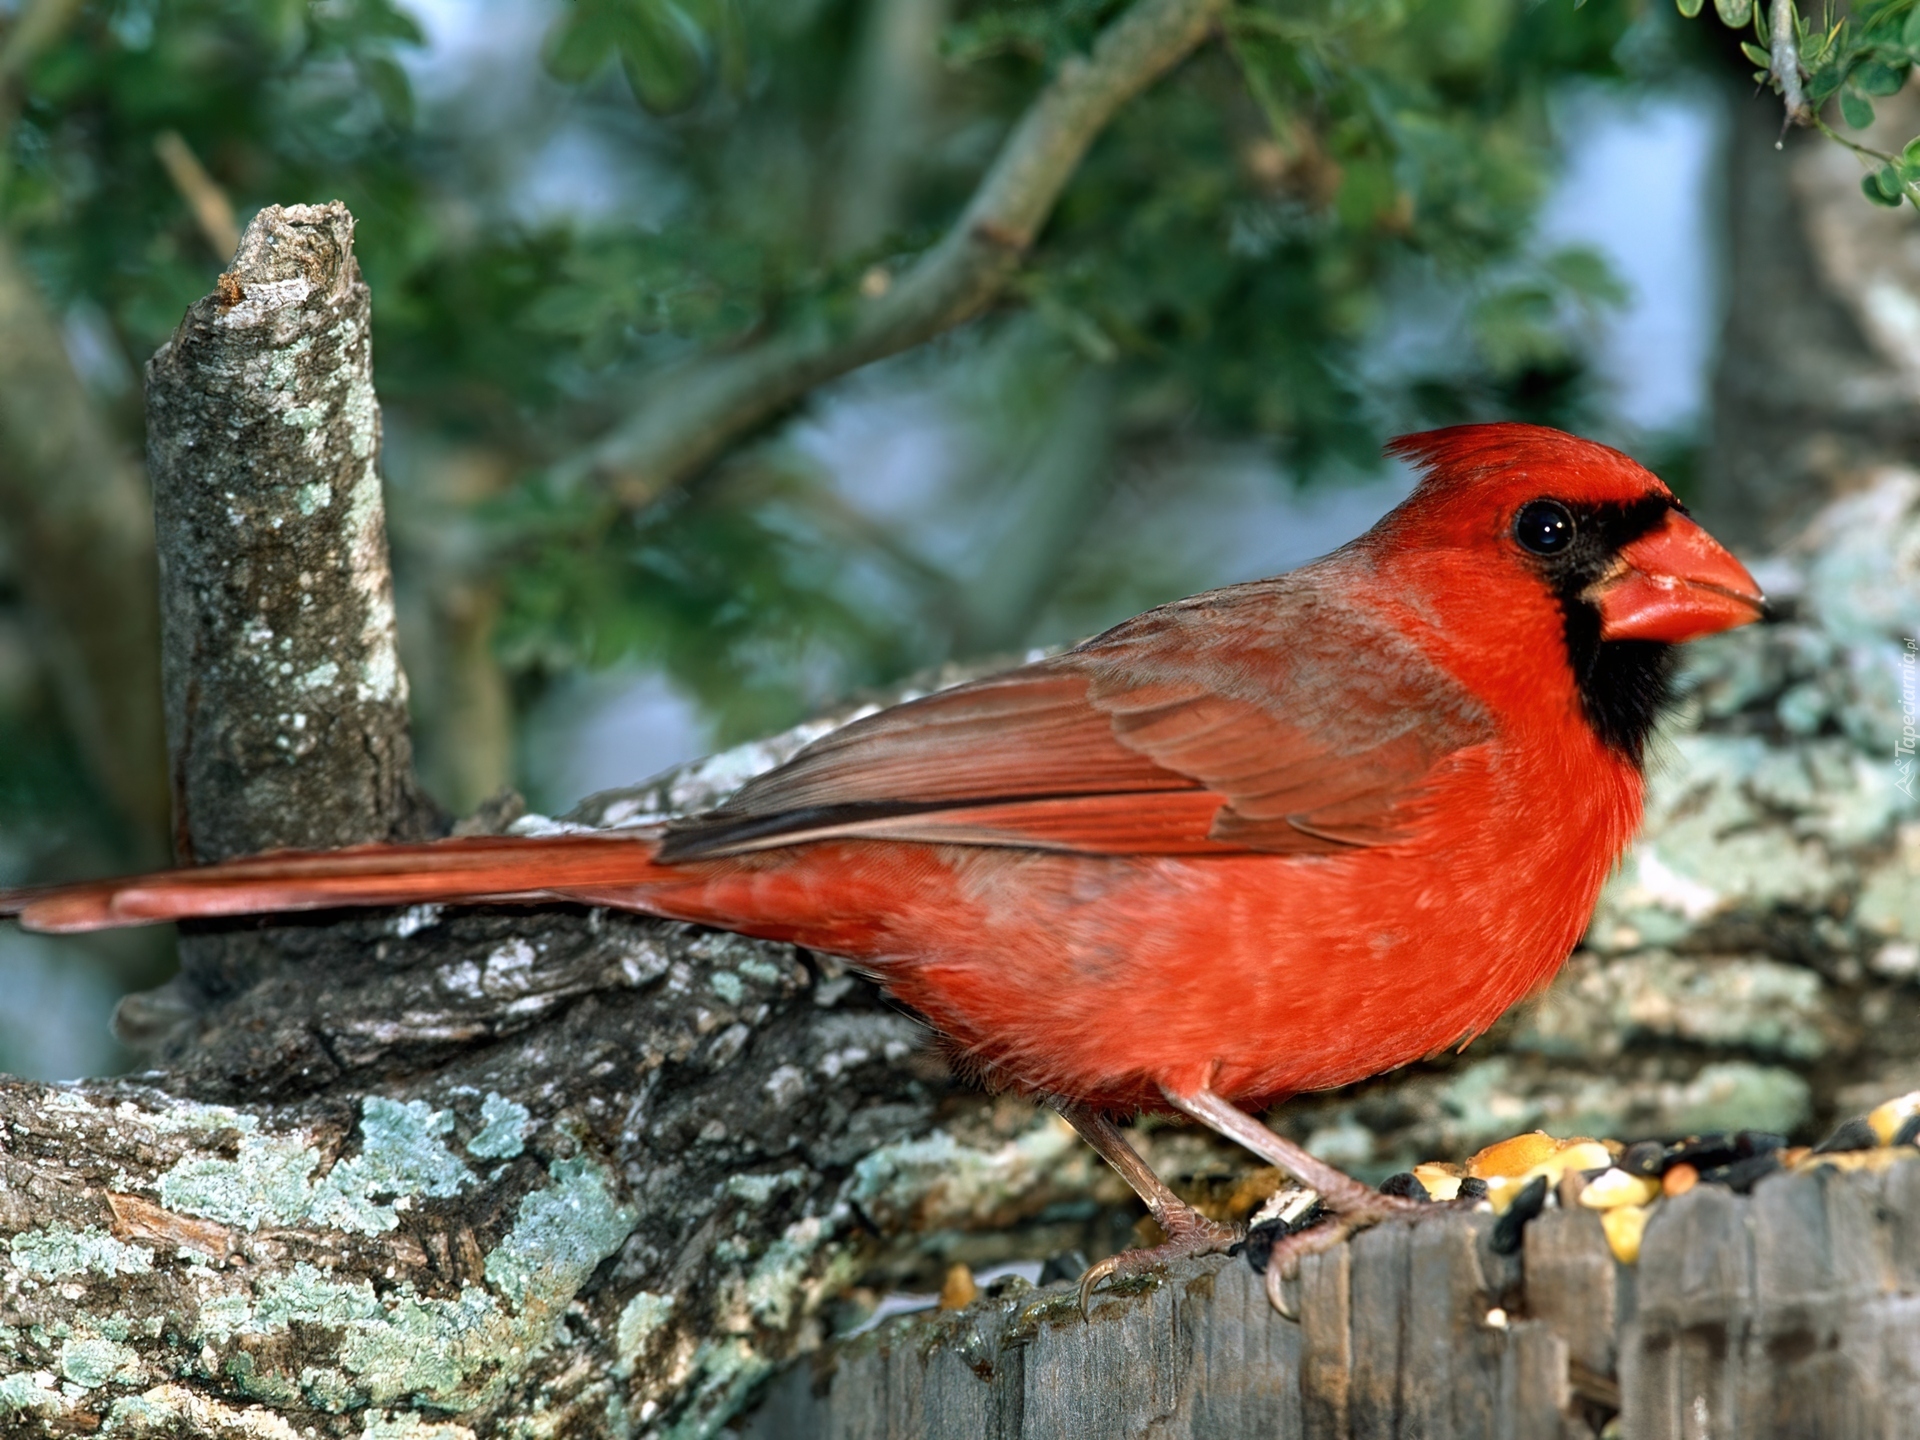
[0,902,1061,1439]
[144,201,441,863]
[1702,85,1920,548]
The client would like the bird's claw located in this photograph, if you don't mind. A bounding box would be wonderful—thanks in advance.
[1078,1211,1242,1315]
[1263,1191,1427,1320]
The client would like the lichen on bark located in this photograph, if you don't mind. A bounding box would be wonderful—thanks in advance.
[144,201,440,863]
[0,902,1104,1438]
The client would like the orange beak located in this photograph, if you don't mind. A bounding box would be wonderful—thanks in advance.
[1586,509,1767,644]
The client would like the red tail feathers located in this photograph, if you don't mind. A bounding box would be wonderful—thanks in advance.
[0,833,668,934]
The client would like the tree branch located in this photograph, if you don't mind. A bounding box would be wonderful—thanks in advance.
[567,0,1227,511]
[153,130,242,262]
[1770,0,1812,131]
[0,0,84,177]
[0,903,1103,1440]
[0,0,171,851]
[0,233,171,851]
[828,0,954,258]
[0,0,82,86]
[144,202,443,863]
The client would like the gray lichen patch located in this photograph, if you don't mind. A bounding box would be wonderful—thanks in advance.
[483,1157,635,1311]
[10,1224,154,1279]
[0,1372,65,1419]
[188,1155,636,1411]
[1858,823,1920,945]
[59,1335,145,1388]
[359,1412,480,1440]
[1514,950,1834,1061]
[465,1095,530,1161]
[613,1291,674,1377]
[102,1384,307,1437]
[847,1113,1087,1233]
[156,1096,473,1236]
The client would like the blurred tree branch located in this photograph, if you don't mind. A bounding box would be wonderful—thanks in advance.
[0,0,170,854]
[152,130,241,261]
[566,0,1227,513]
[1768,0,1812,128]
[0,0,83,194]
[0,239,170,853]
[0,0,172,856]
[829,0,953,257]
[0,0,82,99]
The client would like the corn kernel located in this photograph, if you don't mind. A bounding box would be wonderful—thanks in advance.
[1578,1168,1662,1210]
[1601,1204,1650,1264]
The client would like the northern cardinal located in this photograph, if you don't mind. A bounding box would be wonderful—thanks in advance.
[2,423,1764,1307]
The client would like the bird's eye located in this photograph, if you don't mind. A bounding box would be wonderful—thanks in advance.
[1513,499,1575,556]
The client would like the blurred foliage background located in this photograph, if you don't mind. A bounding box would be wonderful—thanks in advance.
[0,0,1894,1074]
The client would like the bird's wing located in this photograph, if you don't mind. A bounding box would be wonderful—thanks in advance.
[659,575,1495,861]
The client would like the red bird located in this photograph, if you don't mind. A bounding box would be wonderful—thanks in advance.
[2,423,1764,1304]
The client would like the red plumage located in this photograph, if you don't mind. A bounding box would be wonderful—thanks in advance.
[1,423,1765,1294]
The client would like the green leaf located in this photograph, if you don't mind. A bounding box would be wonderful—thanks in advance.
[543,0,707,111]
[357,53,414,128]
[1905,7,1920,49]
[1856,59,1908,96]
[347,0,427,46]
[1842,89,1876,129]
[681,0,747,96]
[1740,41,1771,68]
[619,9,705,115]
[1864,171,1905,206]
[545,0,621,82]
[1902,135,1920,168]
[1542,245,1629,306]
[1676,0,1705,18]
[254,0,309,60]
[1877,163,1906,198]
[1807,65,1846,104]
[1713,0,1752,25]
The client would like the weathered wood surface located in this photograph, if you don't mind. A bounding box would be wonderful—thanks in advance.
[1624,1161,1920,1439]
[743,1159,1920,1440]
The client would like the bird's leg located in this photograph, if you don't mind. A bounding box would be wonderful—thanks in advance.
[1161,1084,1424,1316]
[1054,1100,1241,1311]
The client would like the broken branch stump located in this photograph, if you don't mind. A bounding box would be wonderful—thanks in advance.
[144,200,438,863]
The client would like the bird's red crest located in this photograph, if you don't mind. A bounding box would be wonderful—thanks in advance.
[1385,422,1673,510]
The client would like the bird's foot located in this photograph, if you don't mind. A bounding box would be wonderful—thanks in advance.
[1262,1189,1426,1318]
[1078,1206,1242,1313]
